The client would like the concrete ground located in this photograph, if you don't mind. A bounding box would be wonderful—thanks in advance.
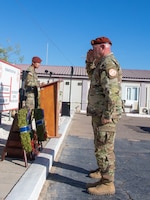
[0,114,72,200]
[38,113,150,200]
[0,112,150,200]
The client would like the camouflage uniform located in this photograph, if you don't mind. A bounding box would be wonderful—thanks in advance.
[25,65,40,110]
[86,53,122,183]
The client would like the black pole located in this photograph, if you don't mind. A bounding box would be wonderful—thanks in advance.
[0,112,1,125]
[69,66,74,116]
[69,66,73,103]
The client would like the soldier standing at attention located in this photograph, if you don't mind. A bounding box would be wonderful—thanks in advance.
[86,37,122,195]
[25,56,42,110]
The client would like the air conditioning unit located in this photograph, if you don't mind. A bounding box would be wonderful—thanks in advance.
[139,107,148,114]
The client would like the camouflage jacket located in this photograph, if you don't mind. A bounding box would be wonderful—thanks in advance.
[86,53,122,120]
[25,65,39,87]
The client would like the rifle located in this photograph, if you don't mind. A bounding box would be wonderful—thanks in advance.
[19,70,28,109]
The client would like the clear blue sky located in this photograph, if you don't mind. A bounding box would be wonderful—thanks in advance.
[0,0,150,70]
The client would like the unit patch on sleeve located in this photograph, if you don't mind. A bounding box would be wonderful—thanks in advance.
[108,68,117,78]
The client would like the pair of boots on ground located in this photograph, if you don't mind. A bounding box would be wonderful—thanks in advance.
[87,168,115,195]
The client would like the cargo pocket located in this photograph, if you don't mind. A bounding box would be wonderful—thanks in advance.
[97,128,107,145]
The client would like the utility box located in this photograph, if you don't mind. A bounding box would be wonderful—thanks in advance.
[61,101,70,116]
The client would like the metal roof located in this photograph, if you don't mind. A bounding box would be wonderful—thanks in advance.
[16,64,150,81]
[122,69,150,80]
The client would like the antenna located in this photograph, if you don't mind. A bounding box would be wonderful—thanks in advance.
[46,43,49,65]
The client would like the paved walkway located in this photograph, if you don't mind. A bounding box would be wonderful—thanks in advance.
[0,115,71,200]
[0,113,150,200]
[38,113,150,200]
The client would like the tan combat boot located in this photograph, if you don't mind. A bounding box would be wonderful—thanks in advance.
[87,182,115,195]
[89,168,102,179]
[86,180,102,188]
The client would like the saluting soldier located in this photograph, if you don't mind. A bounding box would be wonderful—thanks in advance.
[86,37,122,195]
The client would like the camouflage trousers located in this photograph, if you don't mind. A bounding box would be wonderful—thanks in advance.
[25,92,39,110]
[92,116,117,183]
[25,93,35,110]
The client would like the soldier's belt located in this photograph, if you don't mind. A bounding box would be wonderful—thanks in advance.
[26,86,37,93]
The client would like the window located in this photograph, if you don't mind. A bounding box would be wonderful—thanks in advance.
[65,82,69,85]
[126,87,139,101]
[77,82,82,86]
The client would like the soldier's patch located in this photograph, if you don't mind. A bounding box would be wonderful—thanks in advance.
[28,72,33,76]
[108,68,117,77]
